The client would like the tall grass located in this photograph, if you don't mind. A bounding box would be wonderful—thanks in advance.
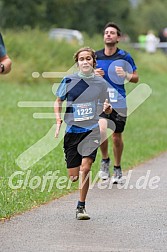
[2,28,81,84]
[0,29,167,219]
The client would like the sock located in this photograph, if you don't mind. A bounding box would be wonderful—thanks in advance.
[77,201,85,208]
[102,157,110,163]
[114,165,121,169]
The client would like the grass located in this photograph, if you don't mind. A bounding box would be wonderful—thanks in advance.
[0,30,167,219]
[0,81,75,218]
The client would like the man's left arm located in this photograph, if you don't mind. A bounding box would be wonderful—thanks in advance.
[0,55,12,74]
[125,70,139,83]
[125,54,139,83]
[115,59,139,83]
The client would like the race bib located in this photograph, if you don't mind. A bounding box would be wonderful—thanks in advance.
[108,88,118,102]
[72,101,95,121]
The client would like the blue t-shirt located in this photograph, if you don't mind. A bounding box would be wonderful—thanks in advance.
[56,73,109,133]
[0,33,6,57]
[96,48,137,108]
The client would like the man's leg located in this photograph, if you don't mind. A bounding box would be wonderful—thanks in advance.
[98,118,110,179]
[112,132,123,166]
[99,118,109,158]
[112,132,123,183]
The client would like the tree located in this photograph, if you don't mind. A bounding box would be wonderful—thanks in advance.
[131,0,167,37]
[4,0,167,42]
[1,0,132,35]
[1,0,46,28]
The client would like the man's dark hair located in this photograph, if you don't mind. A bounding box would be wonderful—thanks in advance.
[103,22,121,36]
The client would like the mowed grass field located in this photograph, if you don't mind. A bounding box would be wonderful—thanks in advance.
[0,30,167,219]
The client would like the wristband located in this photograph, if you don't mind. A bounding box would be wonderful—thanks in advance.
[56,119,63,124]
[125,71,130,80]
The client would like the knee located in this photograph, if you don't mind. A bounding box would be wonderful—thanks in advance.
[80,166,91,175]
[80,161,92,174]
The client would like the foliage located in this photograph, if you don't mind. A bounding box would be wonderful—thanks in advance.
[1,0,132,37]
[132,0,167,36]
[1,0,167,40]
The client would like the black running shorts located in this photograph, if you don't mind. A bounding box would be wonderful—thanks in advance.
[63,127,100,168]
[100,108,127,133]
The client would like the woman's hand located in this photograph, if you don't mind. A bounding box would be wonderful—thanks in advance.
[103,99,112,114]
[94,68,105,77]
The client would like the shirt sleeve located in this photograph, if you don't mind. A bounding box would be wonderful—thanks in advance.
[56,78,67,101]
[0,33,7,57]
[125,53,137,72]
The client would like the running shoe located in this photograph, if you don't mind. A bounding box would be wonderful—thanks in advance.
[76,206,90,220]
[112,166,122,184]
[98,159,110,180]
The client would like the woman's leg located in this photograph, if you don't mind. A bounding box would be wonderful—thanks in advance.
[68,166,80,182]
[79,157,93,202]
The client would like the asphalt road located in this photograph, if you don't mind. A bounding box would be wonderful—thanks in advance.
[0,152,167,252]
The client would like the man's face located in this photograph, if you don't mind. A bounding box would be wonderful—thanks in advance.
[104,27,120,45]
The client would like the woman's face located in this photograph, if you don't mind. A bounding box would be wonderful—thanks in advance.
[77,51,94,74]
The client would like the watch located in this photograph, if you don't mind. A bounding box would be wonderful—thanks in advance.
[0,63,5,73]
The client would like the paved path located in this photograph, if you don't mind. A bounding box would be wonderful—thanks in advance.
[0,152,167,252]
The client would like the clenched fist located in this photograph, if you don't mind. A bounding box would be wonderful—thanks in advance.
[103,99,112,114]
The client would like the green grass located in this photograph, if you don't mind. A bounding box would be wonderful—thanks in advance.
[0,30,167,219]
[0,81,79,218]
[122,48,167,168]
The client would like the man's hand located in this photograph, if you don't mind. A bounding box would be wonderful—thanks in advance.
[115,66,126,78]
[103,99,112,114]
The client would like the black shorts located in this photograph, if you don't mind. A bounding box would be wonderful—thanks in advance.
[63,127,100,168]
[100,108,127,133]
